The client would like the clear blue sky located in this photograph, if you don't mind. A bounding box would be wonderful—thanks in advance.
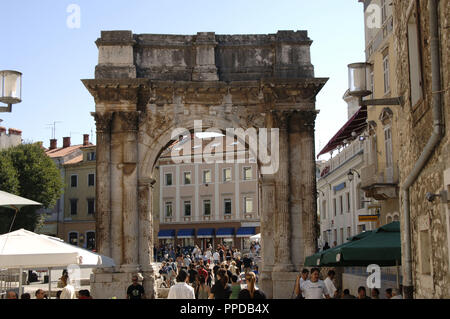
[0,0,365,155]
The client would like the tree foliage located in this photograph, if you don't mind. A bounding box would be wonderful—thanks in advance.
[0,143,64,234]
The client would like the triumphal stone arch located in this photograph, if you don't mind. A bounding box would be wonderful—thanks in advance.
[82,30,327,299]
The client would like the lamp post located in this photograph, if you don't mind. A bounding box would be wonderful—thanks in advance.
[0,70,22,112]
[347,63,403,106]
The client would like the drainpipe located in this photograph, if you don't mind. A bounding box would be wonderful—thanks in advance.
[402,0,443,299]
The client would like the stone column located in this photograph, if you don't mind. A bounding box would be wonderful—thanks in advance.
[118,111,140,273]
[110,112,124,268]
[300,111,318,259]
[288,111,304,270]
[273,111,294,273]
[138,177,157,298]
[259,175,276,299]
[92,112,113,258]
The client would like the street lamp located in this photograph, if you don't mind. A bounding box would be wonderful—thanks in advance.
[347,63,403,106]
[347,169,360,182]
[0,70,22,112]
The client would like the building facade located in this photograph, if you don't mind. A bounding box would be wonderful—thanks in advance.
[156,135,260,251]
[393,0,449,298]
[38,135,96,251]
[0,126,22,149]
[358,0,401,227]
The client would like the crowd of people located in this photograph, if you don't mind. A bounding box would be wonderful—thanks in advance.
[151,243,264,300]
[294,268,403,299]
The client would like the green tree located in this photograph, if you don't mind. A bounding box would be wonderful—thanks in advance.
[0,143,64,234]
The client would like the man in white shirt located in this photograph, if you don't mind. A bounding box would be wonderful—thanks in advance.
[167,269,195,299]
[294,269,309,298]
[391,288,403,299]
[300,268,330,299]
[324,270,337,298]
[59,274,76,299]
[213,251,220,265]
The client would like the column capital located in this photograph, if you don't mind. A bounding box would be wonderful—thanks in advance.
[114,111,140,132]
[91,111,113,133]
[138,178,156,188]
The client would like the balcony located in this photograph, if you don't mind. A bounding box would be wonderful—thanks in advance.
[320,141,364,179]
[360,162,399,200]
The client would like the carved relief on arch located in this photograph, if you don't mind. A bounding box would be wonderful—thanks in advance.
[114,111,140,132]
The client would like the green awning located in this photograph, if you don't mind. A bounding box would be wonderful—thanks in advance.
[320,222,401,267]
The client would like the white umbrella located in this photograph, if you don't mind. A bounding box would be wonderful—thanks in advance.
[0,229,115,297]
[0,190,42,233]
[250,233,261,241]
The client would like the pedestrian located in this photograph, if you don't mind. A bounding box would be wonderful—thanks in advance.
[195,275,210,299]
[324,270,337,297]
[6,291,18,299]
[300,268,330,299]
[242,254,253,274]
[213,250,220,265]
[188,264,198,285]
[385,288,393,299]
[167,269,195,299]
[126,275,146,299]
[35,289,47,299]
[209,269,232,299]
[238,272,266,299]
[78,289,93,299]
[391,288,403,299]
[60,273,76,299]
[371,288,380,299]
[357,286,370,299]
[20,293,31,299]
[341,289,356,299]
[229,274,241,299]
[323,242,330,250]
[294,268,309,299]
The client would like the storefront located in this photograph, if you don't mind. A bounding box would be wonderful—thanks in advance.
[236,227,257,251]
[197,228,215,250]
[177,229,195,247]
[216,228,235,248]
[158,229,175,247]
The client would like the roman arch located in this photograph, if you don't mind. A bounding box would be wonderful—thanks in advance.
[83,30,327,299]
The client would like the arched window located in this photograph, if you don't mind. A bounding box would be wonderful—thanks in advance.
[68,232,78,246]
[387,215,393,224]
[393,214,399,222]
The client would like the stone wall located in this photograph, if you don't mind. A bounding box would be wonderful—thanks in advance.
[393,0,450,298]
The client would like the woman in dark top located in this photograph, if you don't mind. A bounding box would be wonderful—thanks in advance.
[238,272,266,299]
[209,269,232,299]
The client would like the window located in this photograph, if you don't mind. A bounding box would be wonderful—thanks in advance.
[243,167,252,180]
[224,199,232,215]
[358,224,366,233]
[165,173,173,186]
[87,152,96,161]
[203,200,211,216]
[70,199,78,215]
[244,197,253,213]
[69,232,78,246]
[71,175,78,188]
[346,192,351,212]
[340,228,344,244]
[370,71,374,98]
[203,170,211,184]
[393,214,399,222]
[322,200,327,220]
[339,195,343,215]
[333,198,337,216]
[165,202,173,217]
[347,227,352,240]
[184,172,191,185]
[333,229,337,244]
[383,53,390,94]
[87,198,95,215]
[86,232,95,250]
[407,9,423,107]
[88,173,95,186]
[223,168,232,182]
[184,201,191,217]
[384,127,393,167]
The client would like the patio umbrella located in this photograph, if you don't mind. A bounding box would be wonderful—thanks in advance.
[0,190,42,232]
[304,230,373,267]
[320,222,401,267]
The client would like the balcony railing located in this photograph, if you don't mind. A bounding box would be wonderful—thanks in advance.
[361,162,399,189]
[320,141,364,178]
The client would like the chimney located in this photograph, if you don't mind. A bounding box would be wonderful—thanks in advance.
[83,134,89,146]
[63,137,71,148]
[8,128,22,136]
[0,126,6,134]
[49,139,57,150]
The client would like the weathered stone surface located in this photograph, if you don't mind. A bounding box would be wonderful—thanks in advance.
[83,30,328,299]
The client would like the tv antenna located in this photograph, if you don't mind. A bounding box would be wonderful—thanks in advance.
[46,121,63,139]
